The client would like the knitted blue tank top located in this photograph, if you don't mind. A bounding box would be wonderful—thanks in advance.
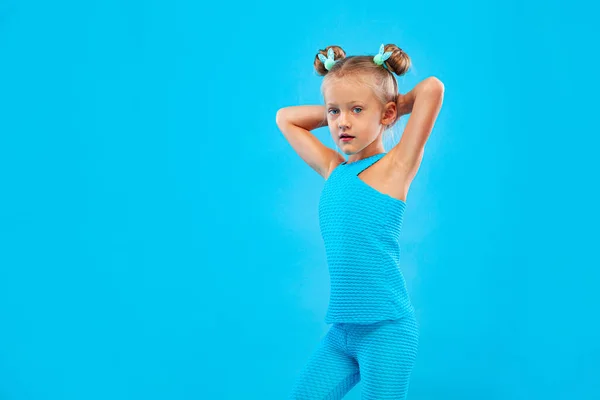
[318,152,415,324]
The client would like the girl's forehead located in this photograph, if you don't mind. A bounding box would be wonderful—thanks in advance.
[324,82,375,104]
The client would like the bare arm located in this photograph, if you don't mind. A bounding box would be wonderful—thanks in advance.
[277,105,328,131]
[389,77,445,186]
[276,106,343,179]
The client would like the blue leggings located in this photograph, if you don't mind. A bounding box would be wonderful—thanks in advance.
[289,313,419,399]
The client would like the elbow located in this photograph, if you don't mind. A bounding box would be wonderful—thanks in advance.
[276,108,288,127]
[425,77,445,93]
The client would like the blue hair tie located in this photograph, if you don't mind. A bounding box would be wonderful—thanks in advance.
[373,44,393,70]
[318,48,337,71]
[319,44,392,72]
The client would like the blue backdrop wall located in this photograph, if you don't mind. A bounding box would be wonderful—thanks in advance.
[1,1,598,399]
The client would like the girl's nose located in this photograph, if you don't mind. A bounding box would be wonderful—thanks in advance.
[338,115,349,129]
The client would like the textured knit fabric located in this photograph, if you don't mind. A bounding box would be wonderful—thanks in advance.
[318,152,415,324]
[288,312,419,399]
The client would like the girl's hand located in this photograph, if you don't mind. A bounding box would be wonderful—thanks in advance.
[396,93,414,117]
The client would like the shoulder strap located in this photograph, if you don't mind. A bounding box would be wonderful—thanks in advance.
[354,153,386,175]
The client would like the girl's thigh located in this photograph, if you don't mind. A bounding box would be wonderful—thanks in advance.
[352,314,420,400]
[289,324,360,400]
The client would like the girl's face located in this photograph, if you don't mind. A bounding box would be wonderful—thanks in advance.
[324,80,395,155]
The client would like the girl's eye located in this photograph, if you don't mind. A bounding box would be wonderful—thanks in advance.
[328,107,362,115]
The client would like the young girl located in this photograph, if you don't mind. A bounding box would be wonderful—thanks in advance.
[276,44,444,399]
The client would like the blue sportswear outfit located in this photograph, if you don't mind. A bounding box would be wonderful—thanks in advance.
[289,152,419,399]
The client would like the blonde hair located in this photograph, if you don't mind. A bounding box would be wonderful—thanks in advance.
[314,44,411,150]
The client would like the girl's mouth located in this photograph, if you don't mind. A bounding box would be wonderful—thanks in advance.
[340,135,355,142]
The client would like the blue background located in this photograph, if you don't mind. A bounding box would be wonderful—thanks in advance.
[1,0,598,399]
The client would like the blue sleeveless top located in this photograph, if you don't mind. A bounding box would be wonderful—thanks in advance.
[318,152,415,324]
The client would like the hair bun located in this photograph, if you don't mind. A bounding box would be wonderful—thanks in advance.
[314,45,346,76]
[381,44,411,76]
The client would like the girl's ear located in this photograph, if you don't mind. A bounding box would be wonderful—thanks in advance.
[381,101,397,125]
